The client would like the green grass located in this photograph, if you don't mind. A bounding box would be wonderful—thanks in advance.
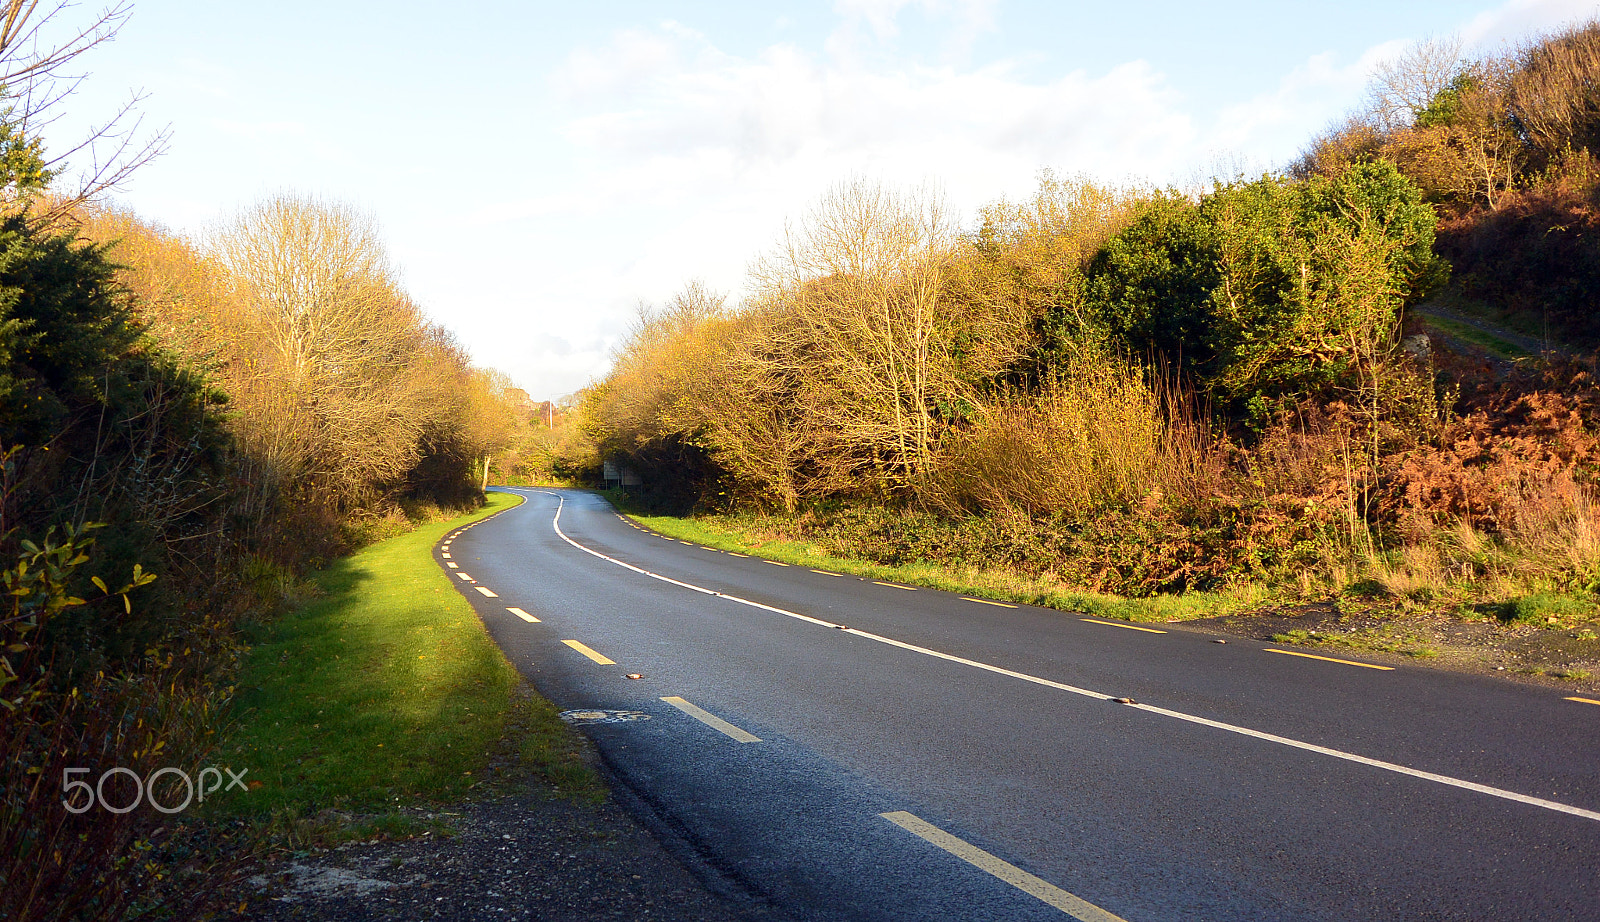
[1487,592,1597,625]
[216,492,599,830]
[1270,626,1439,659]
[626,510,1266,624]
[1422,314,1531,359]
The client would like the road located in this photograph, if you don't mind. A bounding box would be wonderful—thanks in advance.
[438,487,1600,921]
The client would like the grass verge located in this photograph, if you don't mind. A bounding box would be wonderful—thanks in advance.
[1421,314,1531,359]
[622,507,1267,624]
[217,491,600,843]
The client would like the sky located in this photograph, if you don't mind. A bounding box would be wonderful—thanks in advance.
[35,0,1600,400]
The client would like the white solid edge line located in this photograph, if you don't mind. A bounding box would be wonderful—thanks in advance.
[1126,701,1600,821]
[530,491,1600,825]
[660,696,762,743]
[880,811,1127,921]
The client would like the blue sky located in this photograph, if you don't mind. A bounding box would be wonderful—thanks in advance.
[40,0,1600,399]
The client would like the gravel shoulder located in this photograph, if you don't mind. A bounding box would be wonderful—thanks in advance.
[235,733,773,921]
[1182,601,1600,696]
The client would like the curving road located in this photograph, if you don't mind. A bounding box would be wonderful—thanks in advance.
[436,487,1600,921]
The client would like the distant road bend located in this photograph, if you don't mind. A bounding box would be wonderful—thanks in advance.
[438,487,1600,921]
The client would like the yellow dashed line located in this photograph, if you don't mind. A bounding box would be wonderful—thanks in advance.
[874,581,916,590]
[562,639,615,665]
[962,597,1017,608]
[879,812,1129,921]
[1080,618,1167,634]
[727,553,749,558]
[1566,696,1600,706]
[1265,648,1393,671]
[764,560,790,567]
[811,569,842,577]
[660,696,761,743]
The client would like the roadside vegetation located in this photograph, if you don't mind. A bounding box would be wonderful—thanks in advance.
[222,491,599,845]
[0,3,547,918]
[572,20,1600,681]
[10,5,1600,918]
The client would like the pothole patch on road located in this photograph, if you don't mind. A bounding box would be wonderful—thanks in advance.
[559,709,652,725]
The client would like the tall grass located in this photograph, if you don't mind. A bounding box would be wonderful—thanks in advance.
[927,353,1212,518]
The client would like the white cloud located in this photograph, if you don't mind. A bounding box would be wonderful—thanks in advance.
[1204,40,1408,170]
[474,14,1209,397]
[444,0,1600,400]
[1461,0,1598,50]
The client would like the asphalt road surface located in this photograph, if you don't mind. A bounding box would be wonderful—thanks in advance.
[436,487,1600,921]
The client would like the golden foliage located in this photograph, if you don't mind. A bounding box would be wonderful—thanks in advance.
[925,352,1210,519]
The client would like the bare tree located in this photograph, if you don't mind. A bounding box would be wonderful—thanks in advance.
[0,0,169,223]
[209,195,454,510]
[1509,20,1600,163]
[1367,36,1465,130]
[751,179,1026,491]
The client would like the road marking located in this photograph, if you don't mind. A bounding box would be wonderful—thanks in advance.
[1567,696,1600,706]
[1265,648,1393,671]
[727,553,749,558]
[474,586,499,598]
[456,572,473,580]
[963,597,1018,608]
[660,696,762,742]
[562,639,615,665]
[1080,618,1167,634]
[447,562,459,568]
[811,569,842,577]
[874,581,916,590]
[764,560,790,567]
[442,553,451,559]
[508,607,540,623]
[679,540,695,545]
[538,492,1600,825]
[879,812,1127,921]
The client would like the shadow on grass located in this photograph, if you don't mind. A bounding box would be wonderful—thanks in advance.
[215,494,534,821]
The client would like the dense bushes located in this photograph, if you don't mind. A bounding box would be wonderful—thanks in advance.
[588,162,1441,511]
[1303,20,1600,349]
[581,18,1600,621]
[1076,161,1442,426]
[3,74,526,922]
